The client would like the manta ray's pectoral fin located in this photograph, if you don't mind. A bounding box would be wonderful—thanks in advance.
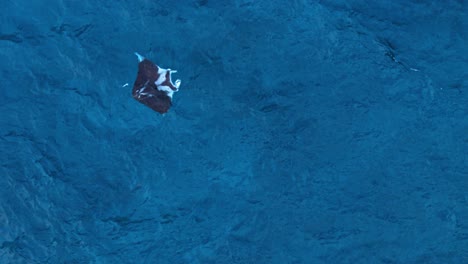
[134,52,145,62]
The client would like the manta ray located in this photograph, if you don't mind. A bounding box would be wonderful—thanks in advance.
[132,52,181,114]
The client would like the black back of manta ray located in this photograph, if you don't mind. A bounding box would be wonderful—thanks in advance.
[132,59,172,114]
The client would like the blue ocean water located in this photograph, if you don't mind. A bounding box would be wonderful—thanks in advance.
[1,0,467,263]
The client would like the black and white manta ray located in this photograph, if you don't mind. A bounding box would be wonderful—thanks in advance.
[132,52,181,114]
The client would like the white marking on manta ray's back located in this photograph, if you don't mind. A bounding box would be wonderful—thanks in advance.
[134,52,144,62]
[135,81,149,99]
[158,85,174,98]
[136,87,149,98]
[155,69,167,85]
[155,68,180,90]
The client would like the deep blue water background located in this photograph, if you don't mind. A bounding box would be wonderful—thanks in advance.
[1,0,468,263]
